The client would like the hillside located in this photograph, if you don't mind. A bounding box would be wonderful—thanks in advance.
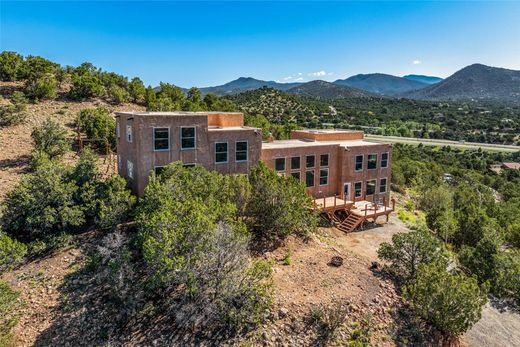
[287,80,372,99]
[403,74,443,85]
[199,77,302,95]
[404,64,520,102]
[334,73,428,96]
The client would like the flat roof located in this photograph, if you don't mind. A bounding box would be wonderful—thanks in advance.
[115,111,243,116]
[262,139,387,149]
[292,129,362,134]
[208,126,259,131]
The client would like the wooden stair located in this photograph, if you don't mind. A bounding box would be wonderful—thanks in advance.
[336,213,364,233]
[327,211,342,226]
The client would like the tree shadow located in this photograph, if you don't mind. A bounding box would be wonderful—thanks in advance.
[0,154,31,172]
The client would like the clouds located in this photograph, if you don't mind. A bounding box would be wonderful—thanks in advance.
[281,72,304,82]
[413,60,422,65]
[277,70,333,83]
[308,70,333,77]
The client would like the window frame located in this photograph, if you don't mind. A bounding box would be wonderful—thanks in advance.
[305,169,315,187]
[354,181,363,198]
[126,125,132,143]
[381,152,389,168]
[126,160,134,179]
[153,127,170,152]
[355,154,363,172]
[320,153,329,167]
[291,156,301,170]
[366,179,376,196]
[379,177,388,193]
[180,126,196,150]
[215,142,228,164]
[367,154,378,170]
[235,140,248,163]
[116,119,120,138]
[275,157,286,172]
[291,171,301,181]
[154,165,166,176]
[306,155,315,169]
[319,168,329,186]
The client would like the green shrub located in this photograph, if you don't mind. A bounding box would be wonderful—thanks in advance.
[0,91,28,127]
[0,280,24,346]
[0,230,27,273]
[94,176,136,229]
[108,84,130,104]
[31,117,70,157]
[77,108,116,152]
[69,74,106,100]
[24,73,58,100]
[128,77,146,103]
[0,51,24,81]
[310,299,350,341]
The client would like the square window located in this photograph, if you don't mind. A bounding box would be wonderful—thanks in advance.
[127,160,134,179]
[183,163,196,168]
[319,169,328,186]
[380,178,387,193]
[291,171,300,180]
[366,180,376,195]
[215,142,228,163]
[181,127,196,149]
[275,158,286,171]
[291,156,301,170]
[126,125,132,143]
[355,155,363,171]
[154,128,169,151]
[154,166,165,176]
[354,182,362,197]
[381,153,389,168]
[320,154,329,167]
[306,155,315,168]
[305,170,315,187]
[367,154,377,170]
[236,141,248,162]
[116,120,120,138]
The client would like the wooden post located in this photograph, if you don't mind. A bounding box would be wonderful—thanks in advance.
[392,198,396,211]
[323,196,326,209]
[334,195,337,209]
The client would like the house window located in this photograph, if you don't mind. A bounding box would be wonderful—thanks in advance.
[127,160,134,179]
[153,128,169,151]
[306,155,315,168]
[367,154,377,170]
[306,170,315,187]
[320,154,329,167]
[355,155,363,171]
[181,127,196,149]
[126,125,132,143]
[319,168,329,186]
[381,153,389,168]
[291,171,300,180]
[275,158,286,171]
[236,141,248,162]
[354,182,363,198]
[380,178,387,193]
[154,166,165,176]
[117,155,122,171]
[215,142,228,163]
[116,120,120,138]
[366,180,376,196]
[183,163,196,168]
[291,156,301,170]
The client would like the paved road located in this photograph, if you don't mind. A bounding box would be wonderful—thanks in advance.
[365,135,520,153]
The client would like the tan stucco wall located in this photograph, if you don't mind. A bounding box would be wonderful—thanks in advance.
[291,130,364,141]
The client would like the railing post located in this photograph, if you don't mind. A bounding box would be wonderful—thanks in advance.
[334,195,337,209]
[392,198,396,211]
[323,196,326,209]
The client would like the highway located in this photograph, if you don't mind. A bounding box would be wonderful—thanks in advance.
[364,134,520,153]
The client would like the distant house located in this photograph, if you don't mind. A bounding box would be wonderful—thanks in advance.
[488,162,520,174]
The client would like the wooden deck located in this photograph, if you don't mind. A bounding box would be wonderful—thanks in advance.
[312,196,353,212]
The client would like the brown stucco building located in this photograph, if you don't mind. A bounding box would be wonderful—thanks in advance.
[115,112,392,206]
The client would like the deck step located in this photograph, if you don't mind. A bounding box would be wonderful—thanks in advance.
[337,213,364,233]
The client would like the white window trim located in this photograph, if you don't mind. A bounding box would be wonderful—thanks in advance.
[154,165,165,175]
[319,168,329,186]
[355,154,364,172]
[320,153,330,168]
[354,181,363,198]
[305,169,315,187]
[235,140,248,163]
[290,171,301,181]
[126,160,134,179]
[366,179,376,196]
[306,154,316,169]
[215,141,228,164]
[367,153,378,171]
[291,156,301,170]
[180,126,196,150]
[117,155,122,170]
[380,177,388,193]
[275,157,286,171]
[116,119,120,138]
[153,127,170,152]
[381,152,389,168]
[126,125,132,143]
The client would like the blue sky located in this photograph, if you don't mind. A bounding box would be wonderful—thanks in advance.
[1,1,519,88]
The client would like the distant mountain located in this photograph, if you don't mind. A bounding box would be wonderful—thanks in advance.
[404,64,520,102]
[333,73,428,96]
[287,80,373,98]
[403,74,443,85]
[199,77,302,95]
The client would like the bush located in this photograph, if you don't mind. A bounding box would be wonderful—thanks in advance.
[24,73,58,100]
[0,280,24,346]
[310,299,350,340]
[128,77,146,103]
[77,108,116,152]
[108,84,130,104]
[0,51,24,81]
[94,176,135,229]
[69,74,106,100]
[18,55,60,81]
[247,162,317,242]
[0,91,27,127]
[377,228,449,283]
[403,263,488,345]
[0,230,27,273]
[31,117,70,157]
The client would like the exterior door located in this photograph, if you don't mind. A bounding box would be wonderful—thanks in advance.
[343,182,351,201]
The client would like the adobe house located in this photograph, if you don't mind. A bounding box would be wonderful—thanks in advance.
[116,112,393,232]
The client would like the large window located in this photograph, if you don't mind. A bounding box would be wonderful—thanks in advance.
[291,171,300,180]
[116,120,120,138]
[306,155,315,168]
[319,168,329,186]
[235,141,248,162]
[355,155,363,171]
[153,128,169,151]
[215,142,228,163]
[127,160,134,179]
[320,154,329,167]
[367,154,377,170]
[181,127,196,149]
[275,157,286,171]
[354,182,363,198]
[126,125,132,143]
[291,156,301,170]
[381,152,389,168]
[380,178,387,193]
[305,170,315,187]
[366,180,376,196]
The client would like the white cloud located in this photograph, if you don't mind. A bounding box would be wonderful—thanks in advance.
[308,70,327,77]
[413,60,422,65]
[294,77,304,82]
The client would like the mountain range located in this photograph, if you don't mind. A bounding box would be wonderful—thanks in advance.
[333,73,428,96]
